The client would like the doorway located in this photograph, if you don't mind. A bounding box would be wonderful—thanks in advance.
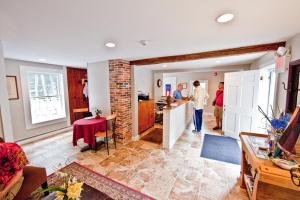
[286,60,300,113]
[257,65,276,132]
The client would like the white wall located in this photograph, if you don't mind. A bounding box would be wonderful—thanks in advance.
[250,52,275,70]
[250,33,300,113]
[87,61,111,115]
[0,41,14,141]
[277,33,300,113]
[4,58,70,141]
[134,68,154,98]
[132,67,154,138]
[0,111,3,139]
[154,72,163,102]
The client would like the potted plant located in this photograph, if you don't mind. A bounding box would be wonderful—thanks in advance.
[95,109,102,119]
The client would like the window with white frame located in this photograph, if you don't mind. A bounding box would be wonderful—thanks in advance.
[20,66,66,127]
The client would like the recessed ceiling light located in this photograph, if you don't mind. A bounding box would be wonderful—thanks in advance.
[216,13,234,23]
[215,60,221,63]
[38,58,46,62]
[105,42,116,48]
[162,64,167,68]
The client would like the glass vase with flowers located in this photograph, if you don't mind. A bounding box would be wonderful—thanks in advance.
[258,106,291,155]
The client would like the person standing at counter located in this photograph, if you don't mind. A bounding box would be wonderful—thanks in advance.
[212,82,224,130]
[191,80,209,133]
[173,84,183,100]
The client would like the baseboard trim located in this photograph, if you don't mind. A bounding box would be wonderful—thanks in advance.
[132,134,140,141]
[17,126,72,145]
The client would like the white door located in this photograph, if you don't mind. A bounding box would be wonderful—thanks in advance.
[223,70,260,139]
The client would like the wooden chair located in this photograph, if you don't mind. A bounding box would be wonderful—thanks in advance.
[95,113,117,155]
[73,108,92,121]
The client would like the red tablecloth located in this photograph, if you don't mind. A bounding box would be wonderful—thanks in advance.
[73,117,106,148]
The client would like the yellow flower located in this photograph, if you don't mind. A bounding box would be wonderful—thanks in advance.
[55,191,65,200]
[67,182,83,199]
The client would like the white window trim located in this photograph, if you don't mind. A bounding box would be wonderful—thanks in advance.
[20,65,68,130]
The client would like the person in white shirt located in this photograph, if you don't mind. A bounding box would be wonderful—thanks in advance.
[191,80,209,133]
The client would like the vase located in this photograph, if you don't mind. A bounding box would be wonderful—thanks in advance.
[166,96,172,107]
[95,115,100,119]
[268,128,283,156]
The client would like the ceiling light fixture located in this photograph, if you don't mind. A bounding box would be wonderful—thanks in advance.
[216,13,234,23]
[38,58,46,62]
[105,42,116,48]
[162,64,167,68]
[215,60,221,63]
[140,40,148,46]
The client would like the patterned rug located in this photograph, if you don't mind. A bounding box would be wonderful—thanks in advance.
[141,128,163,144]
[47,162,155,200]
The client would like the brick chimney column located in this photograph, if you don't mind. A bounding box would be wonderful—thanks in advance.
[109,59,132,143]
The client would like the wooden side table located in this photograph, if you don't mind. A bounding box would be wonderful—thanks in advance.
[240,132,300,200]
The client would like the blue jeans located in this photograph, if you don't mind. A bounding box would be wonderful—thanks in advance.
[193,109,203,132]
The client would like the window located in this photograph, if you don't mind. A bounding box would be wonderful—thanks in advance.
[20,66,67,128]
[27,72,66,124]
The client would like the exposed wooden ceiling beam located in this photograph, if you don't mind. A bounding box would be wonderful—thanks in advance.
[130,41,286,66]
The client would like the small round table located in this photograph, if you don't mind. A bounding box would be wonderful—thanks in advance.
[72,117,106,152]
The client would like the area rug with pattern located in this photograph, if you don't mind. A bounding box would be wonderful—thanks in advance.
[200,134,241,165]
[46,162,155,200]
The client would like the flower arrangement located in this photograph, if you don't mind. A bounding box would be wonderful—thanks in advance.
[258,106,291,134]
[94,108,102,119]
[0,143,29,185]
[258,106,291,154]
[41,172,83,200]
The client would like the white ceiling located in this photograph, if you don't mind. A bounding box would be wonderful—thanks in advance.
[1,0,300,67]
[140,52,267,71]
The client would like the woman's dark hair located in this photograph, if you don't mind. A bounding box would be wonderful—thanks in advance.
[193,80,200,87]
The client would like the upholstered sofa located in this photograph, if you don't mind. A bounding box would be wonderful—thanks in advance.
[0,137,49,200]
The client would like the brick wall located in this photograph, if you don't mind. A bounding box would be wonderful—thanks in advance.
[109,59,132,143]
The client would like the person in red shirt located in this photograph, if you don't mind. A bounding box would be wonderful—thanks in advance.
[212,82,224,130]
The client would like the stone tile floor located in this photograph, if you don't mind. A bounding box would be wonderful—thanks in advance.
[22,114,249,200]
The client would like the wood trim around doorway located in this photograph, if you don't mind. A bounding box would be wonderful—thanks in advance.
[286,59,300,113]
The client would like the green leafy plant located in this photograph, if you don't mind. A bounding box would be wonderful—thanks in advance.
[95,108,102,116]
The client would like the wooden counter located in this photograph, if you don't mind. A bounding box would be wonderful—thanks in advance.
[240,132,300,200]
[138,100,155,134]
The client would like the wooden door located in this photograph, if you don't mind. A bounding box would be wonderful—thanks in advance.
[223,70,260,139]
[67,67,89,124]
[286,60,300,113]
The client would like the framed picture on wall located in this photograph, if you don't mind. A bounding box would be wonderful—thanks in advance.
[181,82,187,89]
[6,75,19,100]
